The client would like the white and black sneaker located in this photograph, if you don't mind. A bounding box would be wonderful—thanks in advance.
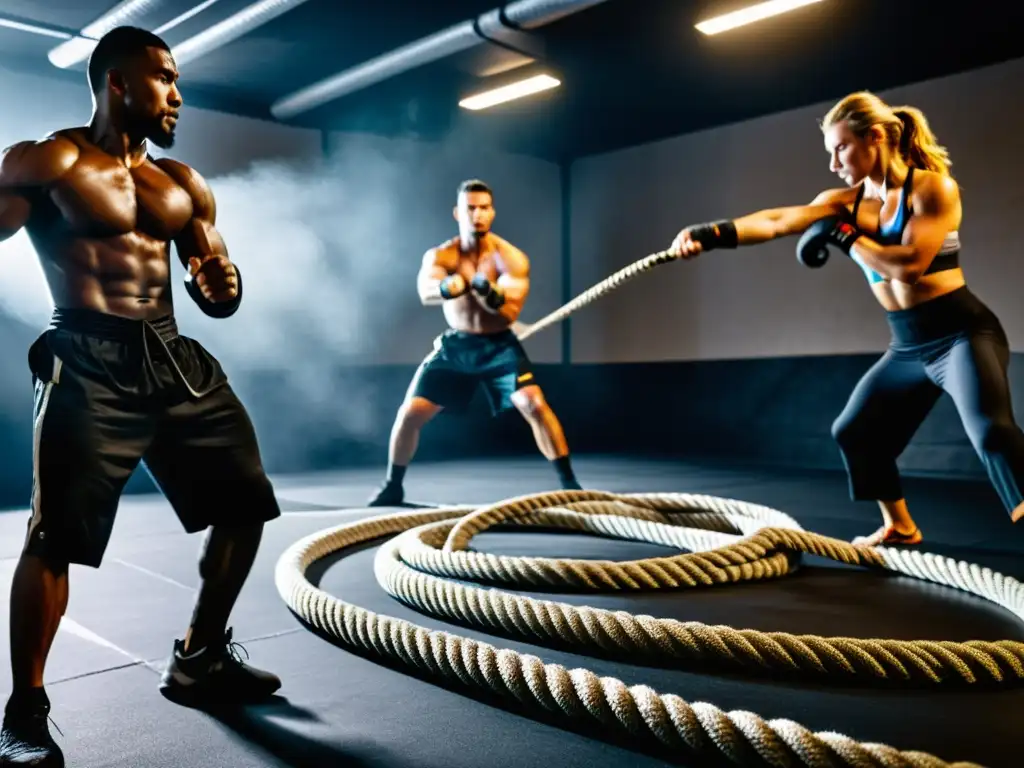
[158,628,281,709]
[0,690,63,767]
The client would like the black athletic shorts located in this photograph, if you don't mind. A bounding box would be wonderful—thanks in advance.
[23,308,280,568]
[410,329,535,415]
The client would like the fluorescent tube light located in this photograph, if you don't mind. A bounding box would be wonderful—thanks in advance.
[47,37,100,68]
[154,0,222,35]
[0,17,72,40]
[459,74,560,111]
[48,0,167,68]
[695,0,824,36]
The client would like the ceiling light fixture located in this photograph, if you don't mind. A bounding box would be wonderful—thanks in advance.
[47,0,167,69]
[459,73,561,111]
[154,0,222,35]
[695,0,824,36]
[0,16,72,40]
[271,0,606,120]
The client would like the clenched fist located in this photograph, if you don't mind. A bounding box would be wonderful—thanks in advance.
[668,227,703,259]
[188,255,239,303]
[668,220,739,259]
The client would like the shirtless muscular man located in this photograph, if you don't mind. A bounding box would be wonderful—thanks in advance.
[0,27,281,766]
[368,179,582,506]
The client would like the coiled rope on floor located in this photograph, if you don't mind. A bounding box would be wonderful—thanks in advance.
[276,489,1022,767]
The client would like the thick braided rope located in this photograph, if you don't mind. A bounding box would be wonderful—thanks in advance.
[515,249,677,341]
[275,490,1008,767]
[381,495,1024,686]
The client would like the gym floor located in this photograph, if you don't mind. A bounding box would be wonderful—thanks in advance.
[0,456,1020,767]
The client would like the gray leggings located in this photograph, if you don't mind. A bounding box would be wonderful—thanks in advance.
[831,288,1024,515]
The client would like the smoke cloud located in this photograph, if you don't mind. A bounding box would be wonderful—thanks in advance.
[0,136,456,469]
[180,135,465,467]
[0,233,51,329]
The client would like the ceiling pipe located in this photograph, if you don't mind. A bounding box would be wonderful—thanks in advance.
[502,0,606,29]
[270,0,609,120]
[172,0,314,67]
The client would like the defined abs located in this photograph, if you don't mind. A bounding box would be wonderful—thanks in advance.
[46,237,172,314]
[874,270,967,311]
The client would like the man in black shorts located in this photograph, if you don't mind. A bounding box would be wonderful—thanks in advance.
[0,27,280,765]
[368,180,582,506]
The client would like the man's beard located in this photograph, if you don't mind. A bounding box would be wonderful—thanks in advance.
[128,113,175,149]
[148,122,176,149]
[463,228,489,249]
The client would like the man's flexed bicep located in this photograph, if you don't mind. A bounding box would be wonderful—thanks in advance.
[176,196,229,270]
[417,242,462,305]
[0,139,76,242]
[161,160,229,270]
[159,159,240,315]
[494,248,529,322]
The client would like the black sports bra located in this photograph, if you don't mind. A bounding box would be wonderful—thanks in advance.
[851,167,960,282]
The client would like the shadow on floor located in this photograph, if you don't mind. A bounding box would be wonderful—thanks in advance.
[204,695,385,768]
[286,615,732,768]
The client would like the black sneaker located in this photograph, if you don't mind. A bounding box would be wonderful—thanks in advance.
[158,629,281,709]
[367,481,404,507]
[0,694,63,767]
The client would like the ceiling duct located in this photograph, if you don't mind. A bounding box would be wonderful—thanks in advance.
[270,0,609,120]
[172,0,314,67]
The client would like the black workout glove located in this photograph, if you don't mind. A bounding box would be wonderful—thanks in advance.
[439,274,466,300]
[796,216,862,268]
[184,264,243,318]
[687,220,739,251]
[470,273,505,309]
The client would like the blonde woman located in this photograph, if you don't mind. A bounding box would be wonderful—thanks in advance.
[668,91,1024,546]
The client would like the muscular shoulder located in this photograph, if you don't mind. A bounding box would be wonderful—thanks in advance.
[911,170,960,214]
[434,236,459,252]
[492,235,529,276]
[425,237,460,268]
[154,158,215,217]
[0,136,80,188]
[809,186,859,208]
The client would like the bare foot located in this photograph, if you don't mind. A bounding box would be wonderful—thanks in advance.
[852,524,922,547]
[1011,503,1024,523]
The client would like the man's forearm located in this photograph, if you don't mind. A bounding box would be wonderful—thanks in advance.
[420,272,467,305]
[419,278,444,305]
[470,289,502,314]
[418,265,447,305]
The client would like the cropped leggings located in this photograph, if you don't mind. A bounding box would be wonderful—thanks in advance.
[831,287,1024,515]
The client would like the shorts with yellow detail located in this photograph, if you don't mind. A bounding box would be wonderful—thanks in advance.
[409,328,535,415]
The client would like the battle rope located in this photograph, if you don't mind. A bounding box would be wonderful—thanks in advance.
[276,489,1019,767]
[514,249,677,340]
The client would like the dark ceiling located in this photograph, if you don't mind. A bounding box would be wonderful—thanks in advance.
[1,0,1022,162]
